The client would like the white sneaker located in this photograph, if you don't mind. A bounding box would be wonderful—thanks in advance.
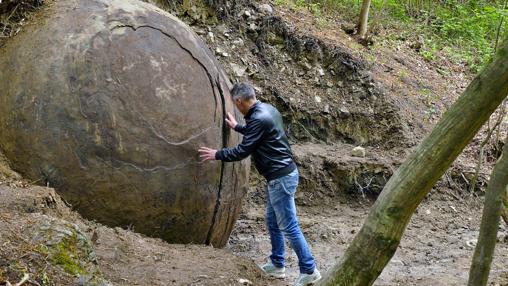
[294,269,321,286]
[260,261,286,279]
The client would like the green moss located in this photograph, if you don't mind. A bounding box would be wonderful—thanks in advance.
[267,32,285,46]
[182,0,217,24]
[35,244,50,256]
[39,272,51,286]
[50,234,87,276]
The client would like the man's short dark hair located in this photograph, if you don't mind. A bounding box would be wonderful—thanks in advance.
[231,82,256,100]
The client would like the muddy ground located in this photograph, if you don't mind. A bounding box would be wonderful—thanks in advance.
[229,181,508,286]
[2,156,507,286]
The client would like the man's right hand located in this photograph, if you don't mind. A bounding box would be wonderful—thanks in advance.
[225,112,238,129]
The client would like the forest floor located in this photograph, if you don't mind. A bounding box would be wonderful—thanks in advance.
[1,0,508,285]
[230,180,508,286]
[2,161,507,286]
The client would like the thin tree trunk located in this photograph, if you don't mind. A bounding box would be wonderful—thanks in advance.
[357,0,371,38]
[502,187,508,225]
[317,39,508,286]
[470,102,507,194]
[468,136,508,286]
[494,0,507,53]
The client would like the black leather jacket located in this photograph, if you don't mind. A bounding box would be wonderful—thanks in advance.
[215,101,296,181]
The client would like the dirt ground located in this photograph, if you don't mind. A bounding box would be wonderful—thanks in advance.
[1,0,508,285]
[229,182,508,286]
[0,177,276,286]
[3,160,507,286]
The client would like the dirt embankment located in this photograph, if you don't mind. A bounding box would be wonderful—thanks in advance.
[0,162,274,285]
[153,0,497,197]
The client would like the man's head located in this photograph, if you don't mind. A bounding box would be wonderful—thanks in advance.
[231,82,257,115]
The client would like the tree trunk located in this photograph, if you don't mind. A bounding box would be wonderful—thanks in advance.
[494,0,507,53]
[357,0,371,38]
[502,186,508,225]
[317,39,508,286]
[468,137,508,286]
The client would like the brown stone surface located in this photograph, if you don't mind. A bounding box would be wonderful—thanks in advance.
[0,0,249,247]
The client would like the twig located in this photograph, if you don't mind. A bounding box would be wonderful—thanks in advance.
[470,101,507,193]
[447,188,463,201]
[6,3,19,21]
[292,121,315,140]
[27,280,40,286]
[15,273,29,286]
[354,176,375,198]
[28,176,43,185]
[354,177,365,198]
[503,186,508,226]
[493,105,506,157]
[461,172,470,187]
[494,0,508,53]
[445,172,455,189]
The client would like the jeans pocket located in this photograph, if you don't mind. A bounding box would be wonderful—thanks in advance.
[281,176,298,196]
[267,178,280,190]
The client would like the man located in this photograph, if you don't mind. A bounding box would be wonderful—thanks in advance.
[198,82,321,286]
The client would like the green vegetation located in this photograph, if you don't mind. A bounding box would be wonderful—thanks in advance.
[51,234,87,276]
[274,0,508,73]
[33,229,107,285]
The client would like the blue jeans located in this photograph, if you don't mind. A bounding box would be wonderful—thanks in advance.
[266,169,316,274]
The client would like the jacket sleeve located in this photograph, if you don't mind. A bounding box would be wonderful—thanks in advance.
[233,124,247,134]
[216,119,265,162]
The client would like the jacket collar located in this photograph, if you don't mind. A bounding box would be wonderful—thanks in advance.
[244,100,260,119]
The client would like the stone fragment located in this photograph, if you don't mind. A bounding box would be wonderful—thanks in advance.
[248,23,257,31]
[258,4,273,14]
[207,31,214,42]
[233,38,244,46]
[352,146,366,157]
[338,106,351,118]
[231,63,247,77]
[238,278,253,285]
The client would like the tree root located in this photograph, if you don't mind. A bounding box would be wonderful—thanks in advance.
[4,273,29,286]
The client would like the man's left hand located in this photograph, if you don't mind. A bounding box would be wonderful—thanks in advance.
[198,147,217,163]
[225,112,238,129]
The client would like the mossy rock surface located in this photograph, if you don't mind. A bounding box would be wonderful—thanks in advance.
[30,215,111,285]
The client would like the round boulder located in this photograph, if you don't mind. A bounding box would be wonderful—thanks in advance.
[0,0,249,247]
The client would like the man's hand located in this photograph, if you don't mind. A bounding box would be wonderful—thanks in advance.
[225,112,238,129]
[198,147,217,163]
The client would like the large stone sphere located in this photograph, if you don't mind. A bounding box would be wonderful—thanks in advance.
[0,0,249,247]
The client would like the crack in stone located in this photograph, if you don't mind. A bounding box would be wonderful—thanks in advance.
[101,156,200,173]
[205,75,228,245]
[134,110,213,146]
[110,23,228,246]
